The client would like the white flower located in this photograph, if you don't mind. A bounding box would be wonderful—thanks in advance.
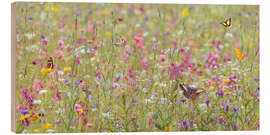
[160,98,168,104]
[39,90,47,95]
[58,71,64,75]
[46,129,55,133]
[225,33,233,38]
[159,83,167,88]
[199,104,207,111]
[144,99,152,104]
[102,112,110,118]
[34,100,42,105]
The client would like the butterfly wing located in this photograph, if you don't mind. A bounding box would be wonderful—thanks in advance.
[221,18,231,27]
[47,57,54,69]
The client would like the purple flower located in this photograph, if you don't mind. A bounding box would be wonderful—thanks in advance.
[132,97,138,103]
[254,77,259,81]
[20,109,29,115]
[89,94,93,102]
[233,107,240,112]
[185,121,190,129]
[204,98,210,105]
[218,118,225,123]
[224,104,230,111]
[182,120,190,129]
[28,16,33,20]
[182,120,187,125]
[180,98,187,103]
[54,119,61,124]
[136,122,141,127]
[246,117,250,122]
[233,124,239,129]
[217,90,224,96]
[40,34,45,39]
[211,117,216,122]
[64,79,69,84]
[119,125,124,129]
[77,80,83,85]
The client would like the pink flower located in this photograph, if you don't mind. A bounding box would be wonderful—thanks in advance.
[76,56,81,64]
[54,51,64,59]
[125,45,130,52]
[87,123,93,128]
[74,104,82,113]
[60,45,66,50]
[172,38,179,50]
[136,42,144,49]
[133,33,144,49]
[160,55,166,62]
[58,40,64,45]
[87,40,93,44]
[148,117,153,124]
[42,40,48,45]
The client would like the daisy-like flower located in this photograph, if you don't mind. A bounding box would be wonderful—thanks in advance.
[32,129,40,133]
[43,123,52,130]
[39,90,47,95]
[165,125,172,132]
[41,68,52,75]
[102,10,110,15]
[64,67,72,72]
[182,8,189,17]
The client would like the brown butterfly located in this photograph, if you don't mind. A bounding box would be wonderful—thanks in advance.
[47,57,54,69]
[179,83,205,100]
[114,36,126,47]
[220,18,232,28]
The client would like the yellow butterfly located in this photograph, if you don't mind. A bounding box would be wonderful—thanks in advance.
[220,18,231,28]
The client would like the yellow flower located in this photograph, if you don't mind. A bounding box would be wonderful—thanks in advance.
[105,32,112,37]
[234,47,244,60]
[41,68,52,75]
[33,129,40,133]
[64,67,72,72]
[210,81,215,85]
[45,7,50,11]
[148,21,155,27]
[52,7,58,12]
[224,89,229,94]
[30,115,39,121]
[80,108,84,115]
[24,114,31,119]
[224,79,230,83]
[182,8,189,17]
[204,33,209,38]
[20,115,25,121]
[165,125,172,132]
[90,57,95,61]
[249,43,255,48]
[43,123,52,130]
[102,10,110,15]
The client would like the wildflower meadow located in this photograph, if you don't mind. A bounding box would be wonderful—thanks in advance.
[14,2,259,133]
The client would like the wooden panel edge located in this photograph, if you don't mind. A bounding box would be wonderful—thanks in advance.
[11,2,16,133]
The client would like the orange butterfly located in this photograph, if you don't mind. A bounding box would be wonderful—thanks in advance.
[47,57,54,69]
[220,18,231,28]
[179,83,205,100]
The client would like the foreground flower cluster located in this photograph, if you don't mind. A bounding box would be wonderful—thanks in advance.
[15,3,259,133]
